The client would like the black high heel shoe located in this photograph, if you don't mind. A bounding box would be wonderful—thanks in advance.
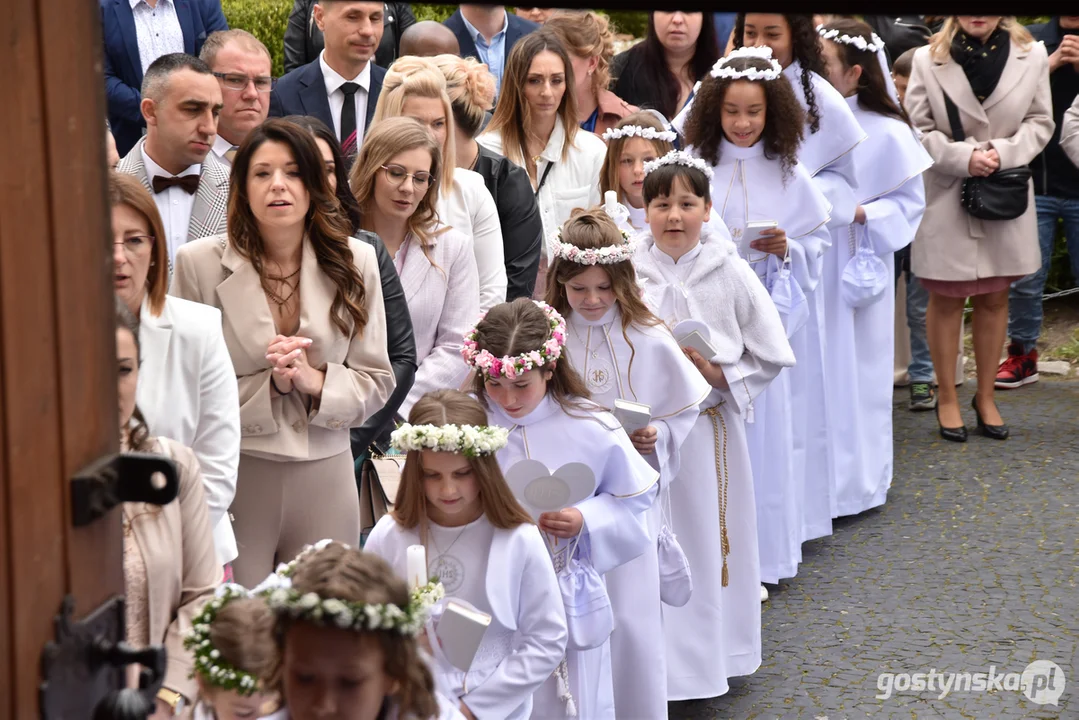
[936,404,967,443]
[972,396,1009,440]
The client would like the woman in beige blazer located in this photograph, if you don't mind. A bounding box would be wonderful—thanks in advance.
[906,16,1054,441]
[116,297,220,716]
[170,118,396,587]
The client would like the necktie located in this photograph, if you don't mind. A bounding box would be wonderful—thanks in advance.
[152,174,199,195]
[224,146,239,164]
[339,81,361,157]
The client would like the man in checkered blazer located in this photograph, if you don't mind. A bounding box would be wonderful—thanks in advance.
[117,53,230,268]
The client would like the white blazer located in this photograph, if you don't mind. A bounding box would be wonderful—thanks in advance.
[396,225,479,417]
[478,117,607,251]
[137,295,241,565]
[436,168,507,313]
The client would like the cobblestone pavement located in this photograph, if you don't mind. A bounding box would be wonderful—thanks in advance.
[669,379,1079,720]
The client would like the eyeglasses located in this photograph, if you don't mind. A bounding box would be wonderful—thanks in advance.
[114,235,155,257]
[381,165,433,189]
[213,72,275,93]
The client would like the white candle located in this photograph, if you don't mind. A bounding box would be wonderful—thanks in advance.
[604,190,618,216]
[406,545,427,589]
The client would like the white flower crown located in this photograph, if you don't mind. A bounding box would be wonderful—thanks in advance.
[601,125,677,143]
[817,25,885,53]
[390,423,509,457]
[643,150,714,180]
[549,226,636,266]
[253,539,444,637]
[710,45,783,81]
[183,584,263,696]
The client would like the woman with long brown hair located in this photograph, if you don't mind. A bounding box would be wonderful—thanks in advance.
[349,116,479,419]
[170,117,395,588]
[365,389,567,720]
[906,16,1053,441]
[478,30,607,298]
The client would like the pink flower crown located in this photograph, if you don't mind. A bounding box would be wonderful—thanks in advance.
[461,301,567,380]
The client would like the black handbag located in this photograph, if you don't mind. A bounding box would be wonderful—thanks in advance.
[942,94,1031,221]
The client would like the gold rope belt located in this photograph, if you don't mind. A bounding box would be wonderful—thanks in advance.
[702,401,731,587]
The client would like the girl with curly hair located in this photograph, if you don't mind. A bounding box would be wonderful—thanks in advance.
[679,46,832,687]
[817,21,933,519]
[631,155,795,701]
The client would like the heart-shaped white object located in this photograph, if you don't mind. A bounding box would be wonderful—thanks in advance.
[504,459,597,520]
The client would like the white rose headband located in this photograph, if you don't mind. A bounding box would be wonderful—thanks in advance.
[548,224,636,266]
[390,423,509,457]
[817,25,886,53]
[643,150,714,181]
[183,584,263,696]
[710,45,783,82]
[601,125,678,143]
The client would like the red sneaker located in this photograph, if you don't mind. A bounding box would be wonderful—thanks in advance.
[995,342,1039,389]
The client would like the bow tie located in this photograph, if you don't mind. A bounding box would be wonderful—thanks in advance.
[152,174,199,195]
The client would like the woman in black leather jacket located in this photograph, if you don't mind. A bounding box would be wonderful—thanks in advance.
[285,115,417,458]
[433,54,543,301]
[284,1,417,73]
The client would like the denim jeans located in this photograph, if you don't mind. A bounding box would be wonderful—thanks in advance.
[895,244,934,383]
[1007,195,1079,354]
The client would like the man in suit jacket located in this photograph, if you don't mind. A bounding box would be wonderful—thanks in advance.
[117,53,229,266]
[284,1,416,74]
[199,29,273,166]
[270,1,387,161]
[101,0,229,156]
[443,5,539,99]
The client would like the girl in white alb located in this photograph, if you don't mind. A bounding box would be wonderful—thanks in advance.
[544,208,710,719]
[464,298,660,719]
[680,48,832,592]
[365,389,567,720]
[633,151,796,700]
[817,21,931,516]
[351,116,480,418]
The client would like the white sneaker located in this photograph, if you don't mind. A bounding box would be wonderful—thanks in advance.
[760,585,769,602]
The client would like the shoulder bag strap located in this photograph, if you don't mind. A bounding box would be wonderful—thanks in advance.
[535,160,555,196]
[942,93,966,143]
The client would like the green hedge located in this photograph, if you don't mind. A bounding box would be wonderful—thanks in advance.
[222,0,293,77]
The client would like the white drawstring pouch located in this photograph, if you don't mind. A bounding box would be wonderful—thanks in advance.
[767,254,809,338]
[841,226,888,309]
[558,536,614,651]
[657,484,693,607]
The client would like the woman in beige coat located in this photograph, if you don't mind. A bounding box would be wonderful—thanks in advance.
[171,119,396,587]
[906,16,1054,441]
[115,297,220,716]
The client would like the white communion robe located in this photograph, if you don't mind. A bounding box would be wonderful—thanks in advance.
[784,61,868,543]
[564,305,709,719]
[486,395,659,720]
[706,139,832,584]
[822,97,931,518]
[634,232,795,698]
[366,515,568,720]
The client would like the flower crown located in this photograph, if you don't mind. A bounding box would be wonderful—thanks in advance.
[253,539,444,637]
[817,25,885,53]
[461,301,567,380]
[601,125,677,143]
[183,584,264,696]
[643,150,714,180]
[390,423,509,456]
[548,226,636,266]
[710,46,783,81]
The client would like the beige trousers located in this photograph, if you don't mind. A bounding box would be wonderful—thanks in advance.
[230,449,358,588]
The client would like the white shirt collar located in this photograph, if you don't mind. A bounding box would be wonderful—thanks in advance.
[538,118,567,163]
[650,240,703,267]
[319,50,371,97]
[130,0,170,8]
[212,135,237,164]
[141,143,200,182]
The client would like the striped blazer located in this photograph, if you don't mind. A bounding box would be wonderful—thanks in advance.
[397,225,479,417]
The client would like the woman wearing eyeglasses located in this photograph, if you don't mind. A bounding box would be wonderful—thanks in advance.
[109,171,241,578]
[350,116,479,418]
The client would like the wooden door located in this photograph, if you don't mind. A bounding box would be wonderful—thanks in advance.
[0,0,123,716]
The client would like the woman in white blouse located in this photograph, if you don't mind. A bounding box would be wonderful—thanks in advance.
[478,29,608,298]
[108,170,241,572]
[372,57,506,312]
[350,117,479,417]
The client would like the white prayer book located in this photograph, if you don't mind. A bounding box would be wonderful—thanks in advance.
[613,399,652,433]
[436,600,492,672]
[677,329,717,360]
